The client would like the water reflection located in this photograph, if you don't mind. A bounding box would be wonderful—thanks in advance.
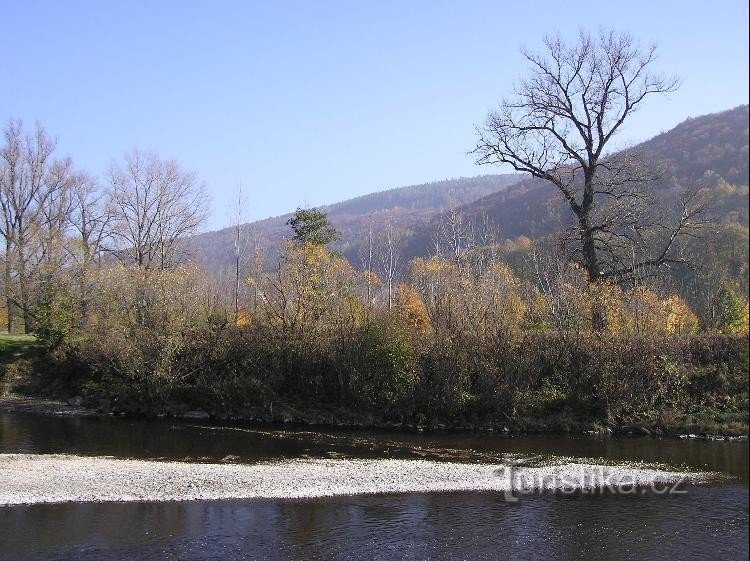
[1,412,747,480]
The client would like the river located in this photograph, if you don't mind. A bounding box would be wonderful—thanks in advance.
[0,412,747,560]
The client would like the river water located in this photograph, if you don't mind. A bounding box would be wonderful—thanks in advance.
[0,412,747,560]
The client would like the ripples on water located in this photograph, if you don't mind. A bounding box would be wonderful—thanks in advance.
[2,489,747,561]
[0,412,748,560]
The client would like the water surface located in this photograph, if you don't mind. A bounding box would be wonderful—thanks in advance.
[0,412,747,560]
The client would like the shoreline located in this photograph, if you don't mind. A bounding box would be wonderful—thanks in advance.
[0,454,713,506]
[0,394,98,417]
[1,393,747,441]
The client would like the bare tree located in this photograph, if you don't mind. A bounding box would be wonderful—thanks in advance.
[36,158,76,271]
[433,208,475,267]
[357,222,375,306]
[0,120,74,333]
[108,149,208,270]
[530,240,590,332]
[377,223,405,309]
[472,30,703,329]
[229,185,252,321]
[67,174,113,326]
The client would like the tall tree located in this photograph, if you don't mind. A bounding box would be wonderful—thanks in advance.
[434,208,476,269]
[68,174,112,326]
[108,149,208,270]
[0,120,74,333]
[229,185,252,322]
[377,223,405,309]
[472,30,703,329]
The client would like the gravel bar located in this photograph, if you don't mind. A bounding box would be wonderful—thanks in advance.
[0,454,710,505]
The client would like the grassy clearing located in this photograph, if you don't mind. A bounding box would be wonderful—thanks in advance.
[0,333,37,348]
[0,334,42,395]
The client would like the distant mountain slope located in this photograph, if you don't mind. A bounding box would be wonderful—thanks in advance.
[639,104,748,187]
[406,105,749,254]
[190,105,749,271]
[188,174,520,270]
[323,174,521,216]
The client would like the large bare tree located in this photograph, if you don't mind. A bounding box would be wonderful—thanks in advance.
[0,120,75,333]
[108,149,208,270]
[67,174,113,326]
[472,30,704,329]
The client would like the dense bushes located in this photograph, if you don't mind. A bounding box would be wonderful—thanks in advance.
[46,318,748,434]
[25,241,749,434]
[349,317,418,410]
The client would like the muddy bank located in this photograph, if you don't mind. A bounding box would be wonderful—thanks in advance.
[1,393,747,441]
[0,394,97,417]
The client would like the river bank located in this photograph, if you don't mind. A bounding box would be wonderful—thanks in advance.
[2,331,747,439]
[1,393,747,441]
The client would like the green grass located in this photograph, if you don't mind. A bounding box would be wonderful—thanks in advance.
[0,333,38,352]
[0,334,42,394]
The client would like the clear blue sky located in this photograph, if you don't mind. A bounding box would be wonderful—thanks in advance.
[2,1,748,230]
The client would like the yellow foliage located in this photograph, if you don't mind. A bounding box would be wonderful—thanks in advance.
[625,286,666,334]
[725,302,750,334]
[235,307,251,328]
[595,287,702,335]
[588,284,693,335]
[479,263,526,330]
[409,256,527,337]
[515,235,533,250]
[362,270,381,288]
[409,255,458,279]
[91,263,218,333]
[663,295,699,334]
[589,282,628,333]
[257,241,369,337]
[524,286,551,331]
[394,283,431,331]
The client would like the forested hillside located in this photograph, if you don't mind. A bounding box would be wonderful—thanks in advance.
[188,174,519,269]
[410,104,749,248]
[190,105,748,278]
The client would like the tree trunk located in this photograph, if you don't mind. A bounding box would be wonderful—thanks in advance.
[16,233,31,334]
[580,216,607,332]
[4,239,13,333]
[590,293,607,333]
[235,255,240,322]
[80,234,91,328]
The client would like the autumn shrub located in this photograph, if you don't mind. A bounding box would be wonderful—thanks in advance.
[349,315,418,411]
[393,283,431,331]
[416,336,474,418]
[711,284,750,333]
[33,280,77,349]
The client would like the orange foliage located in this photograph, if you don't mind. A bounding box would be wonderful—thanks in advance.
[235,307,251,328]
[394,283,431,331]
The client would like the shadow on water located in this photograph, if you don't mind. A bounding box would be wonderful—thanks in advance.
[1,411,747,479]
